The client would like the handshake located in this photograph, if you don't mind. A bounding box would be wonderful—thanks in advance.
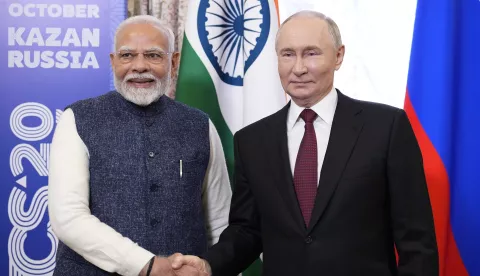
[138,254,211,276]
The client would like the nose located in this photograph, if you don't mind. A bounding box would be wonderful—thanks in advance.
[131,54,149,73]
[292,57,307,76]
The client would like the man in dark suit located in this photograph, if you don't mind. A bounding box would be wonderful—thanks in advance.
[170,10,438,276]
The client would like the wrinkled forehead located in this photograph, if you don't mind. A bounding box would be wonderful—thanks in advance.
[277,17,333,50]
[116,24,168,52]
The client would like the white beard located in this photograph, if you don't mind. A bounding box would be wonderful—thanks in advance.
[114,71,171,106]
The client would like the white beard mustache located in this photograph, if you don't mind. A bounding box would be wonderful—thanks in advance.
[114,71,171,106]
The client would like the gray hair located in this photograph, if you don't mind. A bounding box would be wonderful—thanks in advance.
[113,15,175,52]
[276,10,342,50]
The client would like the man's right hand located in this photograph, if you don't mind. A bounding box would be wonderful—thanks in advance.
[139,255,209,276]
[170,253,211,276]
[139,256,174,276]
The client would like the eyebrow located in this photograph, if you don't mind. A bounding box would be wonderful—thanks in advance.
[303,45,321,51]
[144,47,166,52]
[279,47,295,53]
[117,46,166,52]
[118,46,133,51]
[303,46,322,51]
[279,46,322,53]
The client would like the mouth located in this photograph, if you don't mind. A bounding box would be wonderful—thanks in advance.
[127,78,155,88]
[128,78,154,83]
[290,81,312,85]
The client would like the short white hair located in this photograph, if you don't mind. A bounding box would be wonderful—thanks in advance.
[276,10,342,50]
[113,15,175,52]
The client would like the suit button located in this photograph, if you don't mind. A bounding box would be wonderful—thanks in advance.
[145,119,153,126]
[150,184,158,192]
[150,219,158,227]
[305,236,313,244]
[148,151,155,158]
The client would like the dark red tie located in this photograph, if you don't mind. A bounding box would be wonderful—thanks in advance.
[293,109,318,227]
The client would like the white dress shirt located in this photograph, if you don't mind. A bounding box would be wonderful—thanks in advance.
[48,108,232,276]
[287,88,338,184]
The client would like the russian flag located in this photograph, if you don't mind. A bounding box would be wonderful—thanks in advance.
[405,0,480,275]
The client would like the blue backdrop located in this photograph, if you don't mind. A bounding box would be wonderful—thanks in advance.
[0,0,126,275]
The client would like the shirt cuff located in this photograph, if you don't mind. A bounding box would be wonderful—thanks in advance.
[119,244,155,276]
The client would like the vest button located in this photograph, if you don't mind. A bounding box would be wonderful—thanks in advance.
[145,119,153,126]
[150,219,159,227]
[148,152,155,158]
[305,236,313,244]
[150,184,159,192]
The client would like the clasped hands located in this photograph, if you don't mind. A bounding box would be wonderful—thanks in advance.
[139,253,211,276]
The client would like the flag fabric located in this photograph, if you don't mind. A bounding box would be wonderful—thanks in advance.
[176,0,286,274]
[405,0,480,275]
[177,0,285,177]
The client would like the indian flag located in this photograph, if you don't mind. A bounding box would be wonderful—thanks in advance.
[177,1,285,188]
[176,0,285,274]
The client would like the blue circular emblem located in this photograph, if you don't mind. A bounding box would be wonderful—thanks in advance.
[198,0,270,86]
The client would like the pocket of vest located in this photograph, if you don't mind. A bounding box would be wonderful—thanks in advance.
[174,158,206,187]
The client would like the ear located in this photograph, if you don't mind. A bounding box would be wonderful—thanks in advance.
[334,45,345,71]
[110,52,115,70]
[170,51,180,78]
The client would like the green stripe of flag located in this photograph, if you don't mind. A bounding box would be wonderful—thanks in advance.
[176,35,234,180]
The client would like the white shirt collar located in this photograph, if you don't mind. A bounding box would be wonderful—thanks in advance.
[287,87,338,131]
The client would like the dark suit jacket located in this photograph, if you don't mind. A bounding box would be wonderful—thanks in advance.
[205,91,438,276]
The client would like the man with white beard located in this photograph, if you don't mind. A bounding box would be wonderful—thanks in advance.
[48,15,231,276]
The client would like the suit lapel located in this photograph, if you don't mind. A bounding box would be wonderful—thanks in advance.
[266,103,306,232]
[307,91,364,233]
